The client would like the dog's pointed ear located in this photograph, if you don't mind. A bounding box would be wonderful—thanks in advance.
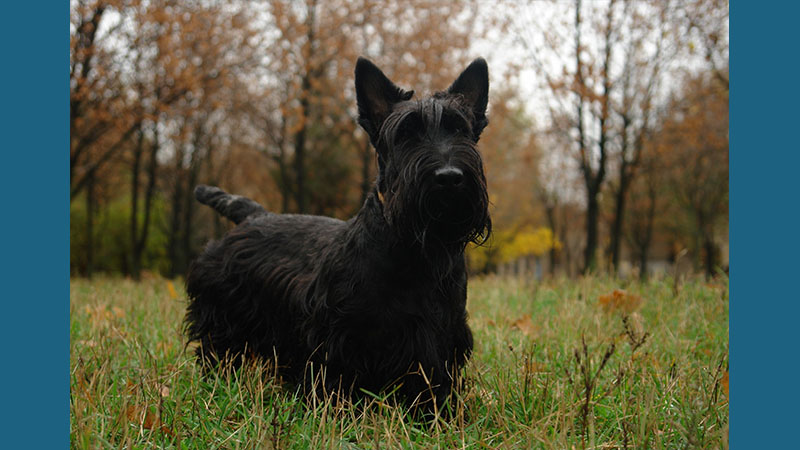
[447,58,489,140]
[355,57,414,146]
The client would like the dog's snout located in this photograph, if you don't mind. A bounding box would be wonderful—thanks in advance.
[434,166,464,187]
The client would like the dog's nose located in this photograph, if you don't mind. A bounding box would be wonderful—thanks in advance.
[434,166,464,187]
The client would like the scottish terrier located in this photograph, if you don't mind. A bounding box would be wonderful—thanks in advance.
[185,57,491,411]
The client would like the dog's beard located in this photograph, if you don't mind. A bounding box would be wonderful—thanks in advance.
[380,143,491,252]
[423,187,488,244]
[387,176,490,250]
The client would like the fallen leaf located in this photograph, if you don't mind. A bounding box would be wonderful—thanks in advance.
[142,410,160,430]
[166,281,178,300]
[125,405,138,422]
[721,371,729,397]
[598,289,643,313]
[126,404,162,431]
[511,314,538,337]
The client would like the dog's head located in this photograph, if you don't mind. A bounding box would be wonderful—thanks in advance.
[355,57,491,248]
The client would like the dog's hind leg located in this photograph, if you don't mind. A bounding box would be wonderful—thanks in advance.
[194,185,267,224]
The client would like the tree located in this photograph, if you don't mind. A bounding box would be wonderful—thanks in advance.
[681,0,729,90]
[69,0,497,277]
[512,0,626,274]
[561,0,619,274]
[70,0,132,202]
[479,88,542,231]
[606,1,672,275]
[70,0,131,276]
[259,0,481,215]
[658,71,728,276]
[151,1,264,276]
[623,143,663,280]
[70,0,266,277]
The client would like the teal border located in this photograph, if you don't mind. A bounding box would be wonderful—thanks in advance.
[1,3,68,448]
[3,2,793,447]
[730,2,799,448]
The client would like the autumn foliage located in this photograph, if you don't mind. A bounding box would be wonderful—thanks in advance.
[597,289,643,314]
[70,0,728,279]
[468,226,561,274]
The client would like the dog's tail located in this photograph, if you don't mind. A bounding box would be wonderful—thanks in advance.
[194,185,267,224]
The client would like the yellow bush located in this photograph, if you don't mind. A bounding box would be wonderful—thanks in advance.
[467,226,561,272]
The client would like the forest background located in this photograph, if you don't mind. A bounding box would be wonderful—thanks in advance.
[69,0,729,280]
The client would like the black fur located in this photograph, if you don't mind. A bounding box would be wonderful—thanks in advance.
[185,57,491,411]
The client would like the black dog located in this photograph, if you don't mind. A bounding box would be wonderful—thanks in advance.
[185,57,491,411]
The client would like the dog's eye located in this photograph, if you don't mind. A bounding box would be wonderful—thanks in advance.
[395,115,423,141]
[441,113,469,135]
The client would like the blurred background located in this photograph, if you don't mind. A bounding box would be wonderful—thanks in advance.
[69,0,728,280]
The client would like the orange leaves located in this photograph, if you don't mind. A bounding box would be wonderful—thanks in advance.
[598,289,643,314]
[478,312,541,339]
[124,404,172,436]
[166,281,179,300]
[479,313,542,340]
[122,380,174,436]
[721,371,729,397]
[510,314,540,338]
[125,405,157,429]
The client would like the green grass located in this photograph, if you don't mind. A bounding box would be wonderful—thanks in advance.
[70,275,728,449]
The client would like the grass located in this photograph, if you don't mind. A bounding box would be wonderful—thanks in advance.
[70,274,728,449]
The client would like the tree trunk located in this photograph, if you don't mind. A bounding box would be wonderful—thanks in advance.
[584,186,600,274]
[181,160,200,275]
[138,128,159,272]
[559,208,572,277]
[703,234,717,278]
[610,112,633,275]
[609,167,629,275]
[637,183,657,281]
[70,5,106,196]
[576,0,611,275]
[168,160,185,278]
[544,203,558,276]
[271,115,292,213]
[85,172,96,278]
[130,124,159,279]
[293,87,308,213]
[293,0,318,214]
[279,151,291,213]
[129,127,145,278]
